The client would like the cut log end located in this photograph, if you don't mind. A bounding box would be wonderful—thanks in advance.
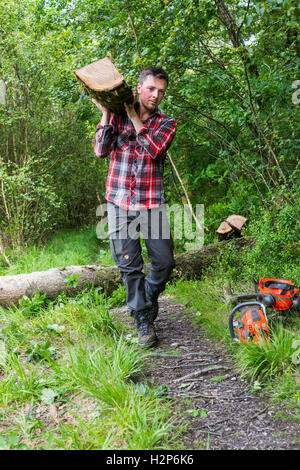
[226,215,248,232]
[74,57,124,92]
[74,56,134,114]
[216,214,248,239]
[216,221,233,235]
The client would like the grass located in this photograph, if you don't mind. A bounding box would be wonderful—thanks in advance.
[0,225,162,277]
[235,324,297,381]
[0,282,184,450]
[0,226,114,276]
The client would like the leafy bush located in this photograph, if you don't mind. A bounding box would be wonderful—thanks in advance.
[215,201,300,285]
[0,158,63,247]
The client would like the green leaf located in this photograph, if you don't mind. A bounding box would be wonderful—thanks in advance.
[245,15,254,26]
[186,408,208,418]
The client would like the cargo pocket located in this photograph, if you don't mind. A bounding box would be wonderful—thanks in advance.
[109,237,143,274]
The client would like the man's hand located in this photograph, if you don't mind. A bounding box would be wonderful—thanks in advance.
[92,98,111,125]
[124,92,144,133]
[124,92,138,119]
[92,98,109,114]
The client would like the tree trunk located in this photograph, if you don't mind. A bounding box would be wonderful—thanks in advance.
[214,0,259,77]
[0,265,122,308]
[0,239,247,308]
[82,81,133,115]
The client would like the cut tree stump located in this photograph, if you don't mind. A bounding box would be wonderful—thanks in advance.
[216,215,248,240]
[74,57,134,115]
[0,239,248,308]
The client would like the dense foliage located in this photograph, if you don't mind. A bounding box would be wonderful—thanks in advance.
[0,3,299,446]
[0,0,299,279]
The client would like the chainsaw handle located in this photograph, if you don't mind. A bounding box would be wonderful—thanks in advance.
[228,301,267,341]
[234,293,275,308]
[234,294,263,304]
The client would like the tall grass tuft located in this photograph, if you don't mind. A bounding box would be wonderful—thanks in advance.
[63,335,147,405]
[56,334,181,449]
[117,392,178,449]
[236,324,297,382]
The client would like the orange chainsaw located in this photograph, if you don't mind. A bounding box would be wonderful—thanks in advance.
[228,278,300,345]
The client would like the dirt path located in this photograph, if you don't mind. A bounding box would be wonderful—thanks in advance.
[112,295,300,450]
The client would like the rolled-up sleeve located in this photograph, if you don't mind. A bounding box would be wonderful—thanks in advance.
[94,115,118,158]
[136,117,177,160]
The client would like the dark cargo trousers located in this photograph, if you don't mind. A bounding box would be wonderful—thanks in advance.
[107,202,175,317]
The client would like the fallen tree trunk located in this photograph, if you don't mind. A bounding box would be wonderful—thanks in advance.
[0,265,122,308]
[0,239,247,308]
[170,239,247,280]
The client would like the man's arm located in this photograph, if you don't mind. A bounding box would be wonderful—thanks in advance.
[136,117,177,160]
[92,99,117,158]
[124,98,144,134]
[92,99,111,126]
[124,99,176,160]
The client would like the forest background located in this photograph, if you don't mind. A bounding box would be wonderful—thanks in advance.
[0,0,299,284]
[0,0,299,450]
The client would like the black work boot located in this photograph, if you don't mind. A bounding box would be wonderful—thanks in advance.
[148,299,159,324]
[135,311,158,348]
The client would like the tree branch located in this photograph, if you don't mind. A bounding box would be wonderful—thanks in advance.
[125,0,142,58]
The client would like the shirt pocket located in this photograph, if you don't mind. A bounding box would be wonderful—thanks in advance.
[117,129,136,150]
[117,132,129,150]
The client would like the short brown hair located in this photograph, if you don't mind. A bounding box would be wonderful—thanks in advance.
[139,67,169,86]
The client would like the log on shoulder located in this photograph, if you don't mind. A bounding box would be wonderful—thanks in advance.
[74,57,134,115]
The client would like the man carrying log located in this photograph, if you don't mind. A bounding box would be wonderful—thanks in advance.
[93,67,177,348]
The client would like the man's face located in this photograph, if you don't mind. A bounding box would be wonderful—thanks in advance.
[137,75,167,113]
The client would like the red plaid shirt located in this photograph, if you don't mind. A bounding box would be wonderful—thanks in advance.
[94,107,177,210]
